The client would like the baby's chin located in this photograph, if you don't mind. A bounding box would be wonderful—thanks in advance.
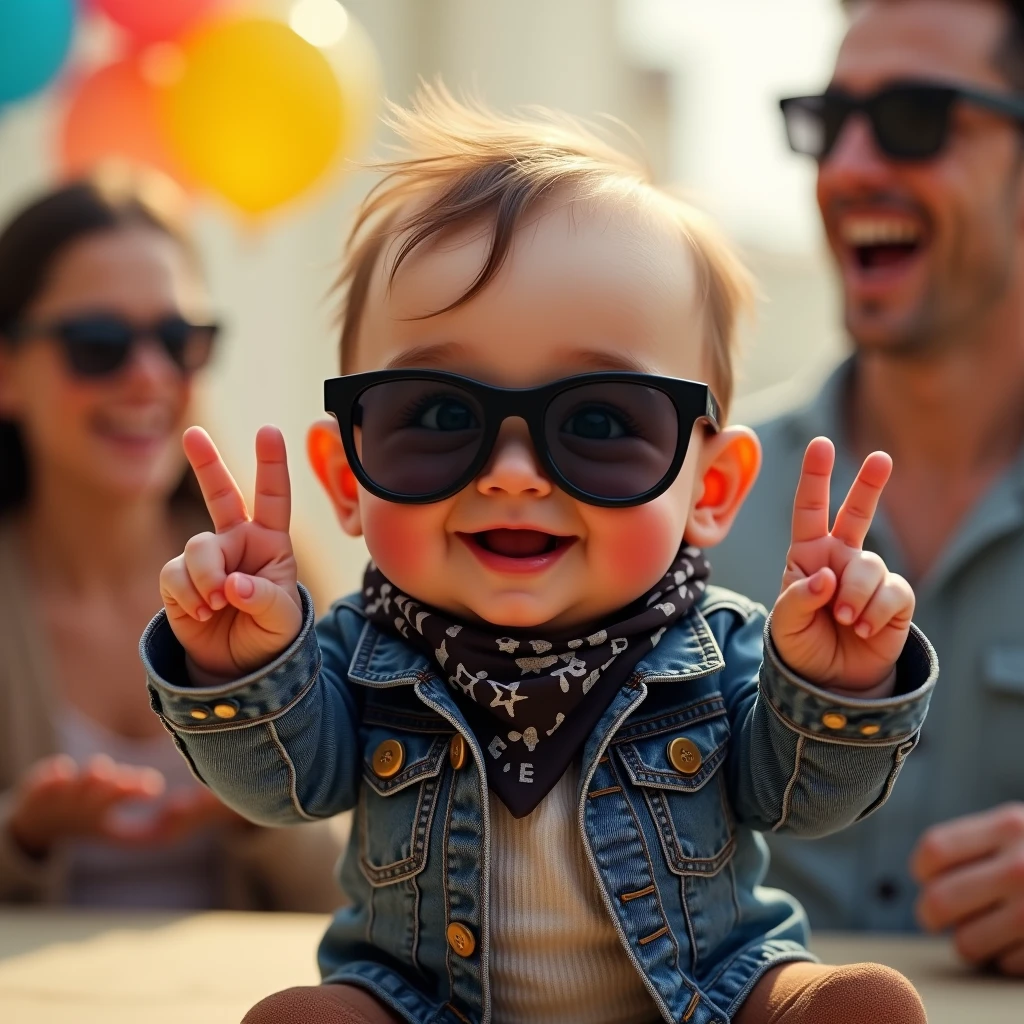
[449,590,640,634]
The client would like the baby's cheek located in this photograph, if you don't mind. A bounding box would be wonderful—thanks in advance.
[589,501,686,600]
[360,497,445,589]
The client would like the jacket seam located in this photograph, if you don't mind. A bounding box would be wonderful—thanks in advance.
[441,764,457,1010]
[772,734,805,832]
[608,755,685,978]
[265,719,319,821]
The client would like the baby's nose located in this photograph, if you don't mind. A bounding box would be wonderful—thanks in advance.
[476,419,553,498]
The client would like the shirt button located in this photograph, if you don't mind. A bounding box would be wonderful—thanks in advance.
[449,734,467,771]
[447,922,476,957]
[822,712,847,730]
[213,701,239,719]
[372,739,404,778]
[667,737,702,775]
[189,707,210,721]
[875,878,901,903]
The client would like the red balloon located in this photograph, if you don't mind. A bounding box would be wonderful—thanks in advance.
[91,0,222,44]
[59,58,192,186]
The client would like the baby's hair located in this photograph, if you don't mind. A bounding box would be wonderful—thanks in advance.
[337,83,753,416]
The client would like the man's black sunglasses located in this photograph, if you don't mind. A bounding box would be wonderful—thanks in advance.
[780,80,1024,161]
[6,314,219,378]
[324,369,720,508]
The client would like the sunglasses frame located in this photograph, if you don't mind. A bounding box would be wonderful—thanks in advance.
[6,313,220,378]
[324,368,721,508]
[780,79,1024,161]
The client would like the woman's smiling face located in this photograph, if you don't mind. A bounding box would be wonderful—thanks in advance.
[342,195,720,632]
[0,225,209,504]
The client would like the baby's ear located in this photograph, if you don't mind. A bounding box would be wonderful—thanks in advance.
[307,419,363,537]
[685,426,761,548]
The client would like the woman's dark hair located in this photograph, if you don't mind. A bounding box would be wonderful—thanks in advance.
[0,167,206,517]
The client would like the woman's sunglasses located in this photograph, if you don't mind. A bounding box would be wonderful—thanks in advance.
[324,369,720,508]
[6,314,219,378]
[779,80,1024,162]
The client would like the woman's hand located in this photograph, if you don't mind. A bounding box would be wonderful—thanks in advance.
[770,437,914,694]
[160,425,303,679]
[7,754,253,860]
[7,754,164,859]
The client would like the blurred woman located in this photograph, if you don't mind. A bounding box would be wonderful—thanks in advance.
[0,169,344,909]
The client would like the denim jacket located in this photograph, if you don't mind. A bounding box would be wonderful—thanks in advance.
[141,584,937,1024]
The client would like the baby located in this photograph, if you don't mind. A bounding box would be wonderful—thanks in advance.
[142,87,937,1024]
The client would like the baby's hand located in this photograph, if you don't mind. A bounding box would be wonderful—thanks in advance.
[159,426,302,679]
[771,437,914,695]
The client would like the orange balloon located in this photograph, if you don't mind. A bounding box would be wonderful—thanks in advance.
[59,57,192,186]
[159,17,343,215]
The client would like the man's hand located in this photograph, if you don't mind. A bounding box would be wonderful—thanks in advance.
[7,754,165,858]
[112,787,253,847]
[7,754,252,860]
[912,803,1024,975]
[771,437,914,694]
[160,425,303,678]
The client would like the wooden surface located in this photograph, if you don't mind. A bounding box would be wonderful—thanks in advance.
[0,910,1020,1023]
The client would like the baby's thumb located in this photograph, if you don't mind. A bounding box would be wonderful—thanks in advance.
[224,572,301,636]
[774,567,836,637]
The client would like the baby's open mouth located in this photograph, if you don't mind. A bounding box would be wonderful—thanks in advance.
[463,529,574,559]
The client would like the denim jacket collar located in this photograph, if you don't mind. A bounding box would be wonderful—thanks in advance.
[341,597,727,690]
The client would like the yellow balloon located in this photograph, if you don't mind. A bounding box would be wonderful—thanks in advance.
[160,17,343,215]
[250,0,382,164]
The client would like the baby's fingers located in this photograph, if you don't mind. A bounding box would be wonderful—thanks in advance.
[773,566,837,637]
[183,532,230,611]
[160,555,211,622]
[833,551,887,631]
[850,574,915,640]
[224,572,302,638]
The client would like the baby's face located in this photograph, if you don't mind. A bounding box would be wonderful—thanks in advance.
[347,196,716,631]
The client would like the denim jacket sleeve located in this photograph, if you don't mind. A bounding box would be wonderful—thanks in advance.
[140,585,364,827]
[715,600,939,838]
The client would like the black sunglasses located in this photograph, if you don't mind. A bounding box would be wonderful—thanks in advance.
[324,369,720,508]
[6,314,219,378]
[780,80,1024,161]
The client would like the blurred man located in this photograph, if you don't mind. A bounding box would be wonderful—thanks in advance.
[711,0,1024,973]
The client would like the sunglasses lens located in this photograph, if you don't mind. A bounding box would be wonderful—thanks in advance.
[544,382,678,500]
[783,96,834,157]
[354,379,485,497]
[58,317,132,377]
[157,317,217,373]
[872,87,950,159]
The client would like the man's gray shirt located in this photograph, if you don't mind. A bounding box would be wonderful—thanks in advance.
[711,359,1024,931]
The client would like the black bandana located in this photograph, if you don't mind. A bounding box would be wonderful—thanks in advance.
[361,546,711,817]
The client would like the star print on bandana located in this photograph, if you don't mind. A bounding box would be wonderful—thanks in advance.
[489,680,528,717]
[362,545,711,817]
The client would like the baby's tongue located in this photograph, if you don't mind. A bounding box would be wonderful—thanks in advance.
[479,529,552,557]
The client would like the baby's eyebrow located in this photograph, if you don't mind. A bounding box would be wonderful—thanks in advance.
[383,342,467,369]
[566,349,655,374]
[382,343,656,376]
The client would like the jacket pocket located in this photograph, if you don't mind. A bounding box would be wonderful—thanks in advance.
[980,647,1024,803]
[357,730,448,887]
[615,707,737,976]
[616,708,734,874]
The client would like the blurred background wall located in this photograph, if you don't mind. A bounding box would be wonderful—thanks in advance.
[0,0,849,601]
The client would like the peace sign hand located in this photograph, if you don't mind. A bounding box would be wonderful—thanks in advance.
[771,437,914,693]
[159,426,303,679]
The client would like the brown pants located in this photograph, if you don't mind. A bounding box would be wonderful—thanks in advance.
[242,961,927,1024]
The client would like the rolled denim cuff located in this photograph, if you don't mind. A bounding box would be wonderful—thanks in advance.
[141,583,320,732]
[759,616,938,744]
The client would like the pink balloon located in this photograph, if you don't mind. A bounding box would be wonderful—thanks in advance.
[91,0,222,44]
